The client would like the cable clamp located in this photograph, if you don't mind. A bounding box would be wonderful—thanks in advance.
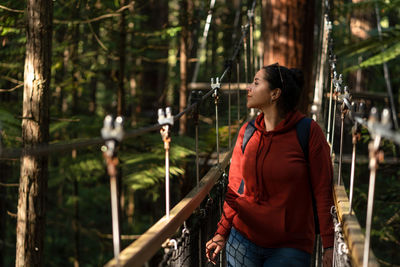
[101,115,124,157]
[211,77,220,103]
[158,107,174,149]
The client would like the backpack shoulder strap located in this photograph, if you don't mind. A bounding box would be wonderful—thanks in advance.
[241,119,256,153]
[296,117,321,234]
[295,117,312,160]
[238,119,256,194]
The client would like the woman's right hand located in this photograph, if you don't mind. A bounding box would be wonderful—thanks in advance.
[205,234,226,265]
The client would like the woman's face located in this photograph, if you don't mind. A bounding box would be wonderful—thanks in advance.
[246,69,274,110]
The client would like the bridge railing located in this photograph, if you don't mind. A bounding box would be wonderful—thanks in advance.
[315,1,400,265]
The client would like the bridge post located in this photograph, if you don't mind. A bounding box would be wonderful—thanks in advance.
[101,115,124,266]
[363,108,390,267]
[158,107,174,220]
[190,91,203,188]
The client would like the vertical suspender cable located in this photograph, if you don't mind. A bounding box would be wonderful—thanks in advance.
[212,78,221,166]
[196,120,200,187]
[374,4,399,130]
[330,74,342,157]
[327,66,335,143]
[337,87,349,186]
[349,122,358,214]
[363,134,380,267]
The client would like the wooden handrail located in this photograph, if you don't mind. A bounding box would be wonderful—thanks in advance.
[105,149,233,267]
[333,168,379,267]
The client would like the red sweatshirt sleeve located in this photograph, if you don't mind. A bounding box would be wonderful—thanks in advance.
[215,123,247,239]
[308,121,335,248]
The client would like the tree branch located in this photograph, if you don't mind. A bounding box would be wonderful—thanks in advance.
[0,182,19,187]
[1,75,23,84]
[54,2,134,25]
[0,83,23,92]
[0,4,24,13]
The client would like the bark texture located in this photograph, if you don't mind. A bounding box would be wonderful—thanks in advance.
[118,0,127,116]
[16,0,53,266]
[179,0,189,135]
[262,0,315,114]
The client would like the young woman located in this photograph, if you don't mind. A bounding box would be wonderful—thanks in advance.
[206,64,334,266]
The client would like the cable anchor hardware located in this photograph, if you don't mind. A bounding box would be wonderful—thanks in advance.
[101,115,124,266]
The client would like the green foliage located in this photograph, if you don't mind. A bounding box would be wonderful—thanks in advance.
[121,133,196,199]
[0,107,21,146]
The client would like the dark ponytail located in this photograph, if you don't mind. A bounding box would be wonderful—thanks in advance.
[261,64,304,114]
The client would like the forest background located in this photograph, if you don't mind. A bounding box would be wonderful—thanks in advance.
[0,0,400,266]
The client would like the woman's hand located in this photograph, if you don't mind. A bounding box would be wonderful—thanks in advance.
[205,234,226,265]
[323,247,333,267]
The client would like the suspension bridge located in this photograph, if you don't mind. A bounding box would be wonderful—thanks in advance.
[1,1,399,267]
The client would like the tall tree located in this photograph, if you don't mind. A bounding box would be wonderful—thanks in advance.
[15,0,53,266]
[179,0,189,135]
[118,0,128,116]
[0,162,6,267]
[261,0,315,114]
[349,0,374,92]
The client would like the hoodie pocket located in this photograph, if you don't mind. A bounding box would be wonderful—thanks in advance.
[235,196,286,243]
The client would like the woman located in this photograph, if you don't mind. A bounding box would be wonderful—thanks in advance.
[206,64,334,266]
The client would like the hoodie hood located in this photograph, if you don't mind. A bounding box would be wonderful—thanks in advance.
[254,110,305,134]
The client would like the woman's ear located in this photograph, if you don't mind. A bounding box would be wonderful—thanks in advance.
[271,88,282,102]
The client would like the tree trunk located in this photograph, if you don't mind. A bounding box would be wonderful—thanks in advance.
[261,0,315,114]
[16,0,52,266]
[0,162,7,267]
[118,0,127,117]
[179,0,189,135]
[348,0,374,92]
[89,22,99,114]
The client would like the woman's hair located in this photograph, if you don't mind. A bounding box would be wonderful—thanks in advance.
[261,64,304,114]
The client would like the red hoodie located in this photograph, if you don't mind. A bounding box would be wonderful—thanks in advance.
[216,111,334,254]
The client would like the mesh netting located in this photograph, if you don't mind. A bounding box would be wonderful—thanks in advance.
[157,174,228,267]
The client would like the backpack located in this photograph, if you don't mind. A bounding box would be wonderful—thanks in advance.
[237,117,320,234]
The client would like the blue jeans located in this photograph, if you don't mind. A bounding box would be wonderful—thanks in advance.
[226,228,311,267]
